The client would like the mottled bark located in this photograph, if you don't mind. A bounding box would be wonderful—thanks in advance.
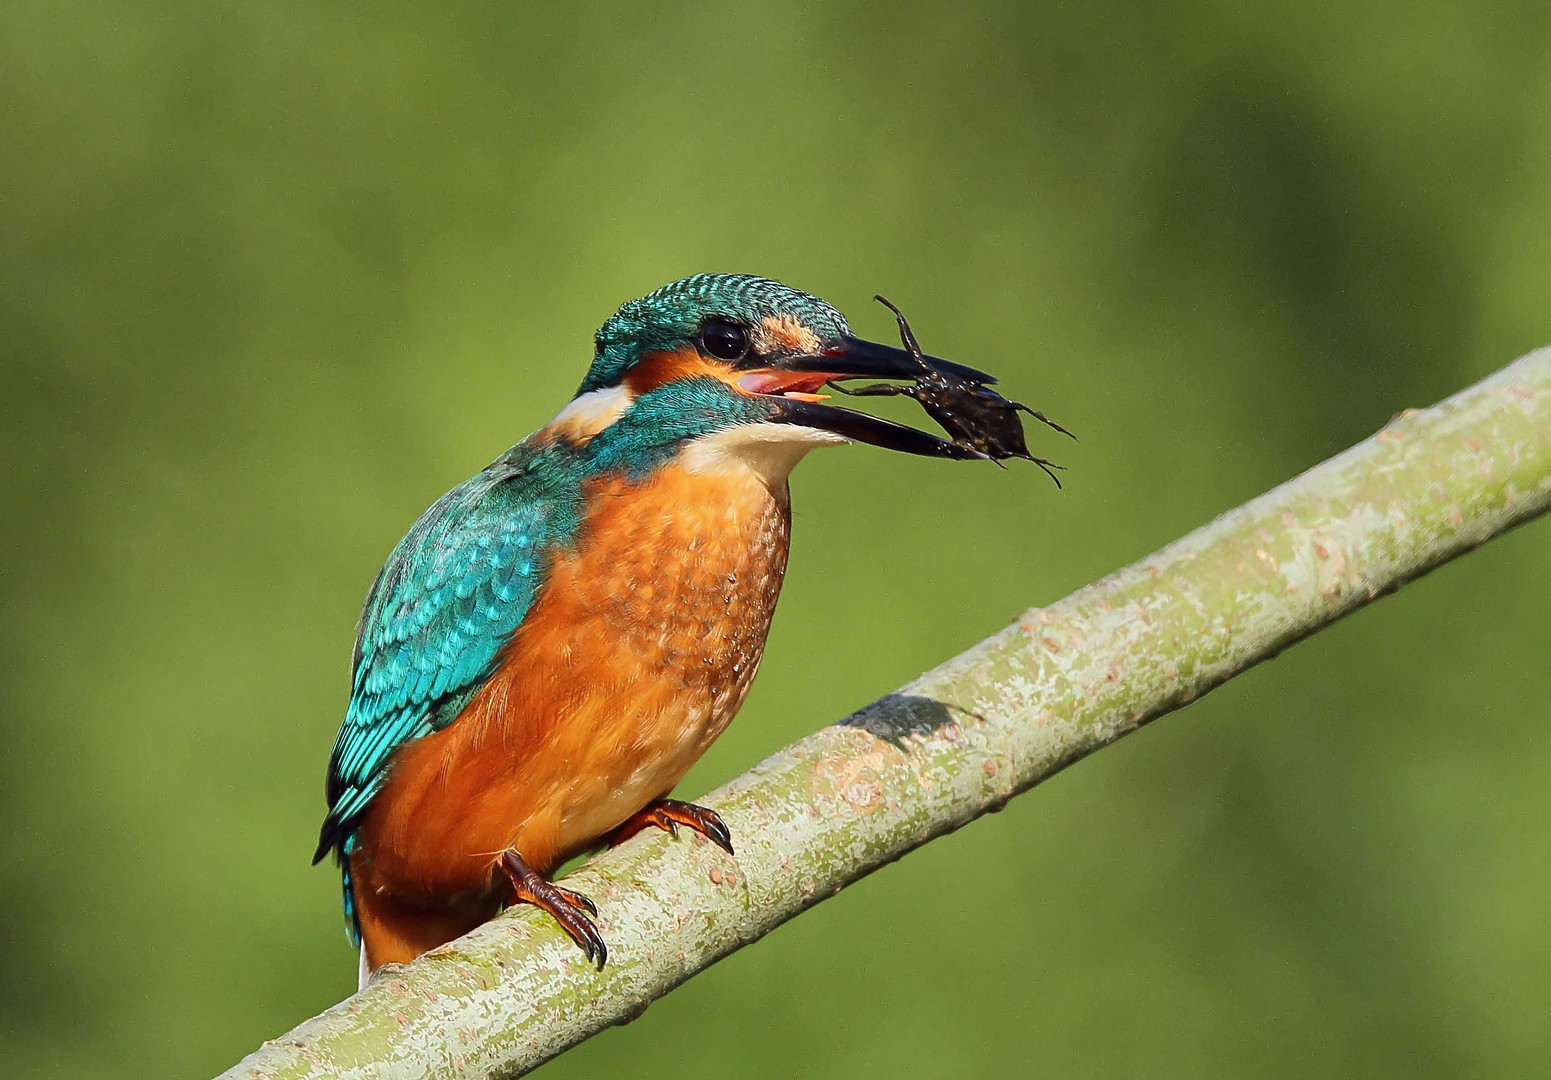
[221,348,1551,1080]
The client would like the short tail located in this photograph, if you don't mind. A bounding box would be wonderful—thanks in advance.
[344,857,372,992]
[339,856,363,947]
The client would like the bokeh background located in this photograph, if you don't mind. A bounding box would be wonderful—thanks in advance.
[5,2,1551,1077]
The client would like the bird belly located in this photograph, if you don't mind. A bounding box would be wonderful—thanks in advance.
[353,461,791,907]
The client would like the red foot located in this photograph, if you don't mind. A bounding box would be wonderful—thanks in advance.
[501,850,606,968]
[610,799,734,856]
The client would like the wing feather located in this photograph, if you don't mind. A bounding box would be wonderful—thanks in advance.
[313,452,567,866]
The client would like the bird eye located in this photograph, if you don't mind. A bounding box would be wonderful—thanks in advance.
[700,318,751,361]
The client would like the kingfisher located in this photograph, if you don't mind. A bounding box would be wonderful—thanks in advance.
[314,274,1015,983]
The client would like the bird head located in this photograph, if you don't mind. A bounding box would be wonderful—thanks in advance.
[546,274,988,481]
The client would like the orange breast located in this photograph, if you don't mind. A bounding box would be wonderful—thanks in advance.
[351,458,791,908]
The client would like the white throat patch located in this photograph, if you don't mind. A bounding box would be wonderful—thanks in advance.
[679,422,850,488]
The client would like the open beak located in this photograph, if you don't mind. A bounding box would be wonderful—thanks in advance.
[735,336,993,459]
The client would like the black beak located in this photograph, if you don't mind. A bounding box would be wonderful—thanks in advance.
[789,335,998,386]
[749,334,993,459]
[770,396,984,459]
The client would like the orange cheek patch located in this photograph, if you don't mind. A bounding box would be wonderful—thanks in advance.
[623,347,738,394]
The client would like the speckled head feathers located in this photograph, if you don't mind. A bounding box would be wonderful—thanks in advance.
[579,274,851,395]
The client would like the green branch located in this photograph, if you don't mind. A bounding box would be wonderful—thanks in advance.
[221,347,1551,1080]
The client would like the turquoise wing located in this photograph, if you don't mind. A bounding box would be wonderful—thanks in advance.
[313,451,566,869]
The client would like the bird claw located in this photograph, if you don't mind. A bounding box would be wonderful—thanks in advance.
[501,850,607,969]
[549,882,599,918]
[611,799,735,857]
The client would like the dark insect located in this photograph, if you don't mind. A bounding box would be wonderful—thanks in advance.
[830,296,1075,486]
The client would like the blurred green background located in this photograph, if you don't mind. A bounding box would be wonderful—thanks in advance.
[4,2,1550,1077]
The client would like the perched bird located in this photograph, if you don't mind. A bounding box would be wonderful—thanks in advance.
[314,274,999,983]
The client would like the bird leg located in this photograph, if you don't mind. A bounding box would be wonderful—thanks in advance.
[610,798,735,856]
[500,849,607,968]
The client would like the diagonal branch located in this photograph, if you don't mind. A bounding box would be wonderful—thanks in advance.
[221,347,1551,1080]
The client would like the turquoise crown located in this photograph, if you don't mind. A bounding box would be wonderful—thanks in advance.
[579,274,851,394]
